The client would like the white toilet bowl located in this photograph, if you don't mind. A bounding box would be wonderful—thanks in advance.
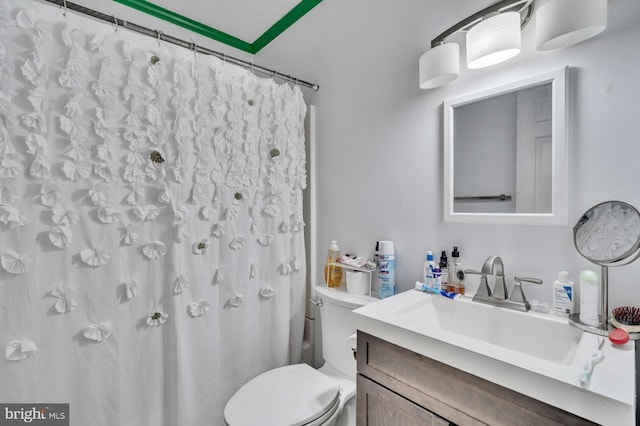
[223,363,351,426]
[224,285,372,426]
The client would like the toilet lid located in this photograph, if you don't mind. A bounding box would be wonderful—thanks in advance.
[224,363,340,426]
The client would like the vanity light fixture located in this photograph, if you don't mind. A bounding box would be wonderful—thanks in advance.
[419,0,533,89]
[466,11,522,69]
[419,0,607,89]
[419,42,460,89]
[536,0,607,51]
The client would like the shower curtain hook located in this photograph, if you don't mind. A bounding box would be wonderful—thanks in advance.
[62,0,67,18]
[190,39,197,58]
[112,15,118,33]
[156,30,164,47]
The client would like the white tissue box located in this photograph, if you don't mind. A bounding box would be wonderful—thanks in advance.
[346,270,369,295]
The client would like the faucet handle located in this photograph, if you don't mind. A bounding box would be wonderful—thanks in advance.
[510,276,543,307]
[465,269,492,297]
[514,277,543,285]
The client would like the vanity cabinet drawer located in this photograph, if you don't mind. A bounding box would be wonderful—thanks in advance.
[356,331,596,426]
[357,374,450,426]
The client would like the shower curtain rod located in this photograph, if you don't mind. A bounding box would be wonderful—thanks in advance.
[40,0,320,91]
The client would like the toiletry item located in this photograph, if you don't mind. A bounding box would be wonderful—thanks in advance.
[579,338,605,388]
[552,271,575,317]
[579,270,600,327]
[324,240,343,288]
[432,266,442,291]
[422,254,430,287]
[530,299,551,313]
[423,251,437,289]
[609,328,630,345]
[414,281,460,299]
[439,251,449,292]
[449,246,465,295]
[337,254,367,269]
[378,241,395,299]
[346,270,369,295]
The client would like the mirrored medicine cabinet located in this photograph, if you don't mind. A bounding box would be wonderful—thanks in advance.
[443,67,568,226]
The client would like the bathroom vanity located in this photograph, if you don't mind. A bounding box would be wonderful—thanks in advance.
[357,331,594,425]
[353,290,636,425]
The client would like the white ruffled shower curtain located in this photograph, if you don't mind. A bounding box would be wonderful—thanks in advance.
[0,0,307,424]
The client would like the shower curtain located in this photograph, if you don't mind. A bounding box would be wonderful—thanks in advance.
[0,0,307,424]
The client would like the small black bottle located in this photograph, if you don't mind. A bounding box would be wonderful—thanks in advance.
[439,251,450,292]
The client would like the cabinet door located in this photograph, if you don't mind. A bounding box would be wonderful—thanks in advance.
[357,374,450,426]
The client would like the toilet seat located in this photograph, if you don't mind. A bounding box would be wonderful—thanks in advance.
[224,363,341,426]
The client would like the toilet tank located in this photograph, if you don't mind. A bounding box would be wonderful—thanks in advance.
[314,285,374,377]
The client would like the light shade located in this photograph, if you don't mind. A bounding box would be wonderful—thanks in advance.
[466,11,521,69]
[419,43,460,89]
[536,0,607,51]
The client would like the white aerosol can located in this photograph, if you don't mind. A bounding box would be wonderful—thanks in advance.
[378,241,395,299]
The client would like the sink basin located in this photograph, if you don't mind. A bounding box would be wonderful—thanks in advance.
[353,289,636,426]
[392,292,582,365]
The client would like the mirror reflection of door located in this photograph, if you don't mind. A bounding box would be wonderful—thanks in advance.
[453,93,517,213]
[452,81,553,214]
[515,84,552,213]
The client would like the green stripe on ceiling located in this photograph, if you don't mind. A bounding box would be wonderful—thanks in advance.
[113,0,324,54]
[252,0,324,53]
[113,0,253,53]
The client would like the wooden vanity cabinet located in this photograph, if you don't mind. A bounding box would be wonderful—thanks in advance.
[356,331,596,426]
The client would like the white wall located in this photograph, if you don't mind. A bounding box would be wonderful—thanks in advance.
[257,0,640,309]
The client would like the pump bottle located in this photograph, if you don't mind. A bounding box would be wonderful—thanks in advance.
[423,251,437,289]
[552,271,575,317]
[324,241,342,288]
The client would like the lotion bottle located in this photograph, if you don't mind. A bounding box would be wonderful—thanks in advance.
[552,271,575,317]
[423,251,437,289]
[579,270,600,327]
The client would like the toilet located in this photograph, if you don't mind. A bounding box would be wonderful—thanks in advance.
[224,285,373,426]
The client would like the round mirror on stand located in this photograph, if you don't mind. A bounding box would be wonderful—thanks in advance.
[570,200,640,338]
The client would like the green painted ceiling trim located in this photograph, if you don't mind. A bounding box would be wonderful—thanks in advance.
[113,0,254,53]
[251,0,324,53]
[113,0,324,54]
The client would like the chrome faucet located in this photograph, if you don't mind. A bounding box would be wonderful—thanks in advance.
[466,256,542,312]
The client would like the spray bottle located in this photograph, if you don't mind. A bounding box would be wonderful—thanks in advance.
[378,241,395,299]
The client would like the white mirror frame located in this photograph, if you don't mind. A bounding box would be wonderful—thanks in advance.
[443,67,569,226]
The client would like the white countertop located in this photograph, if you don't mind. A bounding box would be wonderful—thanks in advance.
[353,289,636,426]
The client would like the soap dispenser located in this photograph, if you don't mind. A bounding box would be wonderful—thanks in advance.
[324,240,342,288]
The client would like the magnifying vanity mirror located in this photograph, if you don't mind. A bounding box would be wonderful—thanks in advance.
[443,67,568,225]
[569,200,640,337]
